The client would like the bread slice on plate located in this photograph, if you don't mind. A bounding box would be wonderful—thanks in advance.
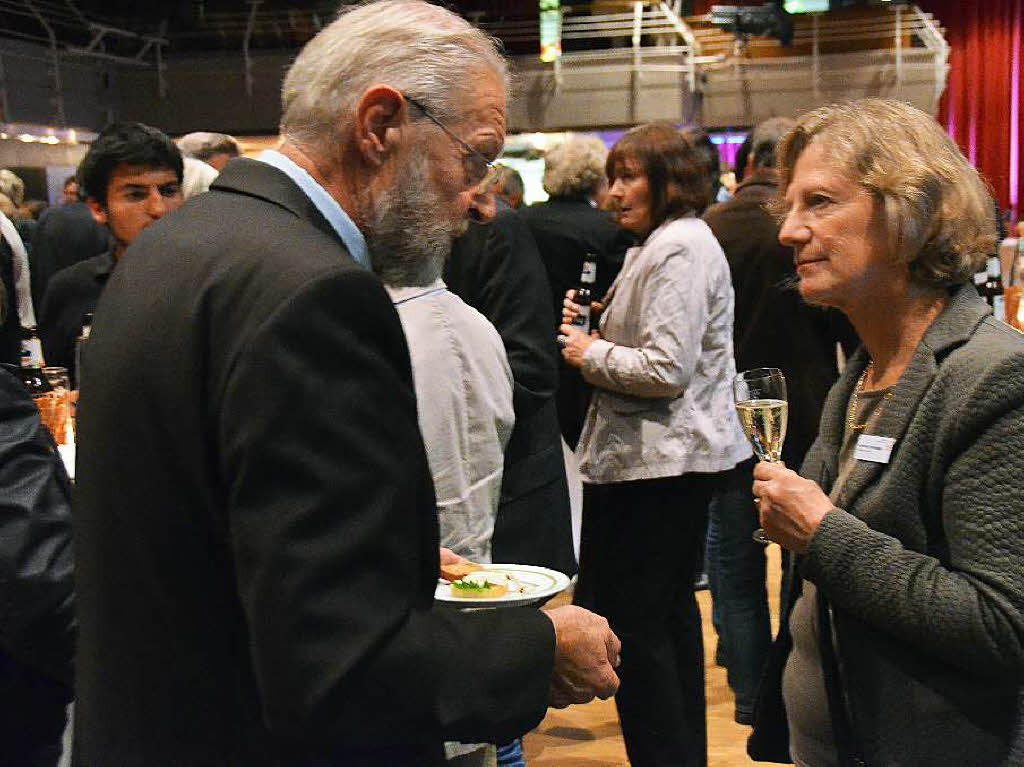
[449,575,509,600]
[439,561,484,582]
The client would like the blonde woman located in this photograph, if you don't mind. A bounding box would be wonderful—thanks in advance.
[753,99,1024,766]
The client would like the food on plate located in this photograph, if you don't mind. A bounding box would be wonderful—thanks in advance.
[439,561,484,582]
[447,570,527,600]
[450,577,509,600]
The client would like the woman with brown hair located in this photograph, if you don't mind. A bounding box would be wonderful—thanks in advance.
[559,123,750,766]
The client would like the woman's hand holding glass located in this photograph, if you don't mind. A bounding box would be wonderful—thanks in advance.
[559,289,603,369]
[752,463,833,553]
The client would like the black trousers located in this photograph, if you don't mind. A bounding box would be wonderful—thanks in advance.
[0,647,71,767]
[574,473,713,767]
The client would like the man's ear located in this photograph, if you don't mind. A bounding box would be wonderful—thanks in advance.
[86,198,108,227]
[353,85,407,167]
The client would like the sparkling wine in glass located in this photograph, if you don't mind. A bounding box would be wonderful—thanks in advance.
[734,368,788,544]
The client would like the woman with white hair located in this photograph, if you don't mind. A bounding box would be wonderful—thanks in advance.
[750,98,1024,766]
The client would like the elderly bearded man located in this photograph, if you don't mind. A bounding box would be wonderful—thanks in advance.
[72,2,620,765]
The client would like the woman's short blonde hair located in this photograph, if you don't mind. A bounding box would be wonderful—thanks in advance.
[777,98,996,286]
[543,136,609,198]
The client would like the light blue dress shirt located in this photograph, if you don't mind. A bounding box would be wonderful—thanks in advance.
[257,150,370,271]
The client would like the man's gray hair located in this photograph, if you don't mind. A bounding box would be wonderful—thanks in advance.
[176,132,240,162]
[750,117,795,170]
[0,169,25,206]
[280,0,508,155]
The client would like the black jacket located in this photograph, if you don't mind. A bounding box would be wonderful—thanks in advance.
[39,250,113,386]
[0,364,74,763]
[73,159,554,765]
[517,197,634,448]
[29,202,110,315]
[0,364,74,686]
[445,214,577,577]
[703,172,858,468]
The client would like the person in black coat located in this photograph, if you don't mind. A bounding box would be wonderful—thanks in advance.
[73,4,619,764]
[701,117,858,727]
[38,122,185,387]
[445,211,577,579]
[0,309,75,765]
[29,202,110,316]
[517,136,634,449]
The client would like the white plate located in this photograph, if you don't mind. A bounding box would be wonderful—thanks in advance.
[435,564,570,608]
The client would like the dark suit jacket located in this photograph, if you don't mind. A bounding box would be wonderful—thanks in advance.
[73,159,554,765]
[516,196,634,448]
[29,202,110,314]
[0,365,74,762]
[797,285,1024,764]
[703,172,858,468]
[445,215,577,578]
[0,235,18,365]
[38,251,113,386]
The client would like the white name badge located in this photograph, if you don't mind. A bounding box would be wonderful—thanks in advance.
[854,434,897,464]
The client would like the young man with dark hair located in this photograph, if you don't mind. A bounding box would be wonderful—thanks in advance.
[39,122,183,384]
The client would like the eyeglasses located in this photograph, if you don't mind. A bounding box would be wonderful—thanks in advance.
[403,93,495,188]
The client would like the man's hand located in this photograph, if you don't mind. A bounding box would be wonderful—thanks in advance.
[439,547,468,571]
[752,461,832,553]
[543,605,620,708]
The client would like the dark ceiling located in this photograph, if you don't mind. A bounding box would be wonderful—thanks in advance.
[0,0,545,56]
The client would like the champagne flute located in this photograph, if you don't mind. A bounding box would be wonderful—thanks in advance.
[734,368,788,544]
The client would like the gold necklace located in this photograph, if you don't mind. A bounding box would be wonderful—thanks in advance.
[846,363,872,432]
[847,361,894,432]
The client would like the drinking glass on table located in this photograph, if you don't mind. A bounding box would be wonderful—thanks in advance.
[38,366,72,445]
[734,367,788,544]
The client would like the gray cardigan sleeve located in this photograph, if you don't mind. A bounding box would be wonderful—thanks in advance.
[802,350,1024,679]
[581,243,706,399]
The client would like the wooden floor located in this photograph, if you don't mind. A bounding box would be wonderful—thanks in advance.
[524,546,783,766]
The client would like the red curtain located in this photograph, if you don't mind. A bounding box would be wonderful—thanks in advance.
[919,0,1024,223]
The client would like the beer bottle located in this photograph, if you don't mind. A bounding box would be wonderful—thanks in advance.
[572,257,597,335]
[74,312,93,391]
[981,255,1005,321]
[18,326,52,395]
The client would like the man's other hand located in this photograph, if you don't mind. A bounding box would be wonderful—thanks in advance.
[543,605,620,708]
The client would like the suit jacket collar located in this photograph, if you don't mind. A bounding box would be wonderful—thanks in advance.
[819,283,989,509]
[211,158,349,253]
[734,169,778,196]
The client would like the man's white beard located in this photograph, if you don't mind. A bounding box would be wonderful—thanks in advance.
[366,151,468,287]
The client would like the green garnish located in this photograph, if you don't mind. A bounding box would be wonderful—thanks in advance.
[451,579,492,591]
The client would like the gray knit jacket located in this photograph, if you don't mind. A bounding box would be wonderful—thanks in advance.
[800,284,1024,766]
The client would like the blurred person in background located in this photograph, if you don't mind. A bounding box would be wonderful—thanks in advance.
[61,176,79,205]
[29,187,110,318]
[181,156,220,199]
[176,131,241,171]
[0,272,75,766]
[701,116,857,726]
[517,135,634,449]
[388,177,515,767]
[38,122,184,386]
[445,172,577,582]
[488,164,524,211]
[446,175,576,767]
[682,128,725,208]
[0,169,36,364]
[751,98,1024,766]
[560,123,750,767]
